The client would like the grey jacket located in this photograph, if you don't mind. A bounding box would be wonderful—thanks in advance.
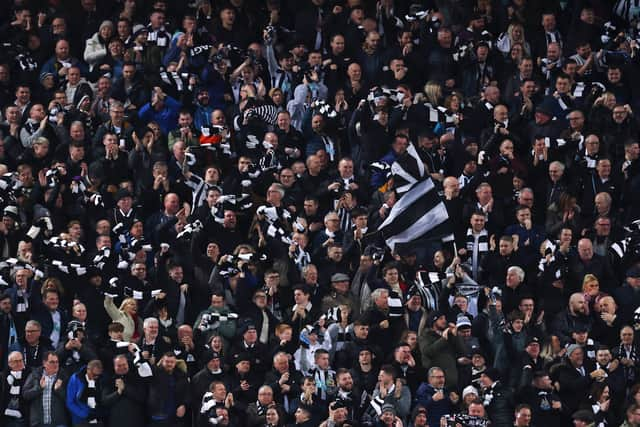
[22,367,68,426]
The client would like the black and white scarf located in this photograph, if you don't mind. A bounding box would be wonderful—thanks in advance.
[369,383,396,415]
[465,229,489,252]
[388,291,405,318]
[82,375,98,423]
[465,228,489,279]
[4,369,25,418]
[471,366,485,389]
[159,70,190,94]
[311,368,337,401]
[255,401,268,416]
[482,381,499,406]
[618,343,638,383]
[292,246,311,272]
[15,289,29,313]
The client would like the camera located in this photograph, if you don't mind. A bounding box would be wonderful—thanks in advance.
[330,398,349,410]
[66,320,85,340]
[364,245,385,262]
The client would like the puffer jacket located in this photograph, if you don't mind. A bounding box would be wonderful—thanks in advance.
[84,32,108,70]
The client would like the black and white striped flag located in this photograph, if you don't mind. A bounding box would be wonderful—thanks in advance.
[391,142,425,195]
[378,144,453,252]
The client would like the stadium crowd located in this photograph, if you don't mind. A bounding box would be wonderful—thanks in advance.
[4,0,640,426]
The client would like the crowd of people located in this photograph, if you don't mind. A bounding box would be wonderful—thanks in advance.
[3,0,640,426]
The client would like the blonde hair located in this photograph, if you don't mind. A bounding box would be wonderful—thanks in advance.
[582,274,599,292]
[507,23,525,42]
[119,297,137,312]
[423,81,442,106]
[275,323,292,335]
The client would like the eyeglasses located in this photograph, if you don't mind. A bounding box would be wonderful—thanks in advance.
[25,329,40,333]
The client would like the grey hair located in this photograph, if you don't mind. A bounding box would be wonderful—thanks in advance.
[549,161,565,172]
[269,183,285,197]
[273,351,289,363]
[371,288,389,301]
[508,266,525,283]
[301,263,317,278]
[143,317,158,328]
[25,320,41,330]
[324,211,339,222]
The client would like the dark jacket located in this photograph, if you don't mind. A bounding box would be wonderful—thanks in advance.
[413,382,455,427]
[32,306,69,348]
[483,380,513,427]
[0,367,29,423]
[419,329,464,389]
[264,368,303,407]
[101,371,147,427]
[551,309,593,346]
[556,360,595,414]
[22,366,69,426]
[147,364,190,422]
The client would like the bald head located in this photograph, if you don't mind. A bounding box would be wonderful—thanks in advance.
[577,238,593,261]
[569,292,587,315]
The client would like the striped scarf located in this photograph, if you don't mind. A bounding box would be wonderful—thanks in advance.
[337,207,352,234]
[465,228,489,280]
[618,343,638,383]
[4,370,24,418]
[15,289,29,313]
[83,375,99,423]
[388,291,404,318]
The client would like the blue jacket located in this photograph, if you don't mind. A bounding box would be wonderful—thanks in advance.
[194,103,214,130]
[138,95,181,134]
[41,56,89,78]
[66,367,101,424]
[414,383,454,427]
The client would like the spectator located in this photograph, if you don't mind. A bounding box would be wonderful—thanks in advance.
[22,351,68,427]
[2,2,640,426]
[414,366,459,427]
